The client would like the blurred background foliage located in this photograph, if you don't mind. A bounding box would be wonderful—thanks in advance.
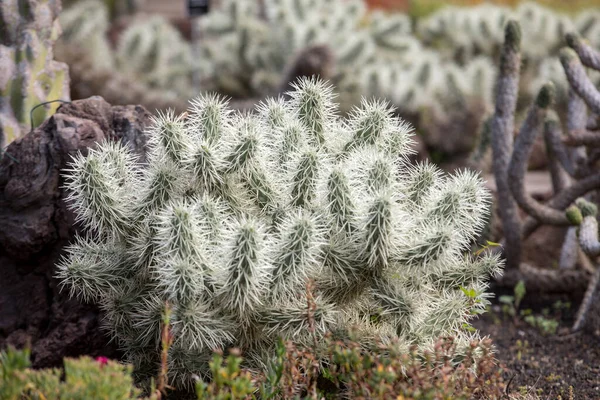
[368,0,599,16]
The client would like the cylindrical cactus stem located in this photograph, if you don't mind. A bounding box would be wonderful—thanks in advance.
[566,89,589,177]
[0,0,70,145]
[572,265,600,332]
[588,115,600,131]
[575,199,600,257]
[566,32,600,70]
[521,174,600,245]
[520,170,600,242]
[571,198,600,332]
[564,130,600,147]
[558,227,578,270]
[491,20,523,269]
[544,112,572,192]
[509,83,572,225]
[560,48,600,115]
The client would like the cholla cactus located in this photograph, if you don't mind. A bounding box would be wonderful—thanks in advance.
[116,16,193,97]
[567,199,600,332]
[417,2,573,63]
[196,0,407,107]
[0,0,70,147]
[516,2,574,61]
[59,0,114,70]
[417,4,509,62]
[491,22,600,331]
[56,78,501,388]
[59,0,193,103]
[416,2,600,105]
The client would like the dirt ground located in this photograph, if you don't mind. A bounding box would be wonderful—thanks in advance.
[473,290,600,399]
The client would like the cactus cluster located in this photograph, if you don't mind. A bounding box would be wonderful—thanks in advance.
[56,78,501,388]
[58,0,193,102]
[196,0,501,162]
[489,20,600,331]
[418,2,572,62]
[196,0,381,103]
[116,16,193,97]
[198,1,600,117]
[418,2,600,101]
[0,0,70,148]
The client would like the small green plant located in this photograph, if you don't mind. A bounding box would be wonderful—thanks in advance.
[514,339,530,361]
[497,281,562,335]
[195,350,255,400]
[523,314,559,335]
[193,335,507,400]
[499,280,526,318]
[0,346,155,400]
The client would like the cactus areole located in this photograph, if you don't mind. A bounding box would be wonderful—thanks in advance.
[56,78,502,388]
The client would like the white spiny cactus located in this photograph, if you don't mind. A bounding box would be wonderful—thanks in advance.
[59,0,193,97]
[59,0,114,70]
[57,78,501,388]
[116,16,193,96]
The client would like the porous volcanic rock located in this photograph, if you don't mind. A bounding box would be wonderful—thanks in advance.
[0,97,151,367]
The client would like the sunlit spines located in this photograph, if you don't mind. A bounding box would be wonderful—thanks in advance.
[273,119,309,166]
[396,222,458,267]
[287,77,338,145]
[152,200,209,304]
[187,93,233,145]
[345,98,399,152]
[147,110,191,166]
[270,210,326,298]
[222,114,264,175]
[414,289,473,341]
[56,236,125,302]
[346,146,400,197]
[430,252,503,291]
[356,190,402,272]
[259,294,337,345]
[288,148,328,209]
[257,96,291,132]
[132,159,183,218]
[192,193,231,243]
[399,162,443,208]
[63,143,134,237]
[370,275,415,325]
[322,166,357,234]
[215,216,272,318]
[171,299,235,353]
[184,138,225,195]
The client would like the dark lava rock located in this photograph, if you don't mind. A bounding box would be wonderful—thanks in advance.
[0,97,151,367]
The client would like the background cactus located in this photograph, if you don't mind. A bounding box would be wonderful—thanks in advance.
[59,0,115,70]
[489,21,600,331]
[417,2,600,104]
[56,78,501,388]
[53,0,600,167]
[196,0,373,104]
[58,0,193,106]
[0,0,70,149]
[197,0,500,165]
[115,16,193,97]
